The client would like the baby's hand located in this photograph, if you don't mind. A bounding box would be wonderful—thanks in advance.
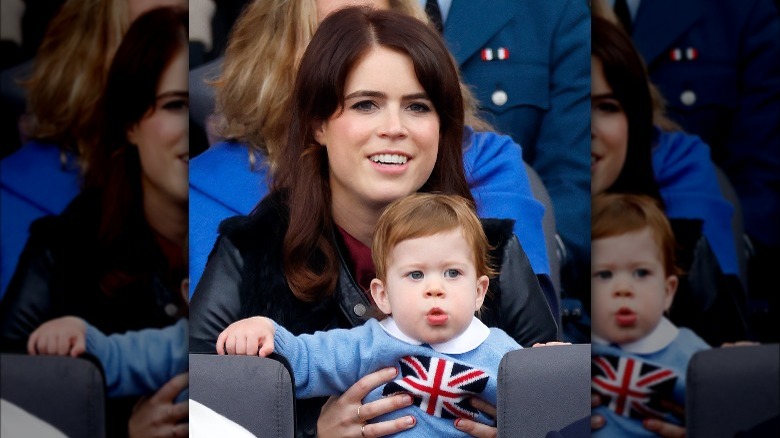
[531,341,572,347]
[27,316,87,357]
[216,316,275,357]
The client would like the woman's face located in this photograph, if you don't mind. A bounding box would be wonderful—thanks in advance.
[315,46,440,211]
[127,48,189,206]
[591,56,628,195]
[316,0,390,21]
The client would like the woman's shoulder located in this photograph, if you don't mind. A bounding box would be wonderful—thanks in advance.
[216,192,289,250]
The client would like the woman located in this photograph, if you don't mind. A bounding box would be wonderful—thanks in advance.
[0,0,185,296]
[188,0,554,316]
[190,6,558,438]
[0,7,189,438]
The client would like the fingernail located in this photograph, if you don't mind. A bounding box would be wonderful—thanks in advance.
[455,419,462,428]
[403,395,413,404]
[407,417,415,427]
[388,367,398,376]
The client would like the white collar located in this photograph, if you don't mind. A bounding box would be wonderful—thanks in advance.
[592,317,679,354]
[379,316,490,354]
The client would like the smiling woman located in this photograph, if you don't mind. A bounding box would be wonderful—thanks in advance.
[190,6,557,437]
[0,6,190,437]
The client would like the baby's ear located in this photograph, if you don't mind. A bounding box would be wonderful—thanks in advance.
[370,279,392,315]
[475,275,489,310]
[180,278,190,304]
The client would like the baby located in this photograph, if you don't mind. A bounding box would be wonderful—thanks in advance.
[218,193,540,436]
[590,193,709,436]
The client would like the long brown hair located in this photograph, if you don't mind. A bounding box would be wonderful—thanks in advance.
[592,16,662,204]
[273,6,472,302]
[87,6,188,295]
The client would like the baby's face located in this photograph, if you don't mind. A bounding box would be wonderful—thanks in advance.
[370,228,489,345]
[591,227,677,344]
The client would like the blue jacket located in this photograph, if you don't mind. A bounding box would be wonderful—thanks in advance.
[86,318,188,401]
[273,317,519,437]
[653,128,739,275]
[631,0,780,246]
[0,141,80,297]
[443,0,591,279]
[188,128,551,297]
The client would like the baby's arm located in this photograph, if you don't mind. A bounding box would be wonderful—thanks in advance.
[27,316,87,357]
[216,316,275,357]
[86,319,188,398]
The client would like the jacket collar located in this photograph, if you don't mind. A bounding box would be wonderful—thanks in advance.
[379,316,490,354]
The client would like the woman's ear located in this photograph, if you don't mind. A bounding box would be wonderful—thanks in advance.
[126,124,139,146]
[370,279,392,315]
[312,120,326,146]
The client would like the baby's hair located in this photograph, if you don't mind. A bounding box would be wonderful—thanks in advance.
[372,193,496,282]
[592,193,683,277]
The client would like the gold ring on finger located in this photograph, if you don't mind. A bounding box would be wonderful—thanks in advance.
[357,404,365,423]
[361,424,367,438]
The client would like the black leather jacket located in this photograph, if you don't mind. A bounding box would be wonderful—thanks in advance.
[0,190,186,438]
[190,193,558,437]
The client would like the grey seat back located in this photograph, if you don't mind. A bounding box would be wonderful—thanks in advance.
[189,354,295,437]
[497,344,590,437]
[0,353,106,437]
[686,344,779,437]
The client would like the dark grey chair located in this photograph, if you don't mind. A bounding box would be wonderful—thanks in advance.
[497,344,590,438]
[686,344,780,438]
[189,353,295,437]
[0,353,106,437]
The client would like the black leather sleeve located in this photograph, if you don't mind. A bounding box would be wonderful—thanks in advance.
[189,236,247,354]
[496,235,559,347]
[0,223,59,352]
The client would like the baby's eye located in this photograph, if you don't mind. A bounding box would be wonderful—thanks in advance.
[444,269,461,278]
[634,269,650,278]
[593,270,612,280]
[351,100,378,112]
[407,271,423,280]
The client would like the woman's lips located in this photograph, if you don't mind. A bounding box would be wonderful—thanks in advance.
[615,307,637,326]
[426,308,448,325]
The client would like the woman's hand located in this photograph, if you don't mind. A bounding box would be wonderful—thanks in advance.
[27,316,87,357]
[129,373,189,438]
[454,398,497,438]
[216,316,275,356]
[592,392,686,437]
[317,367,416,437]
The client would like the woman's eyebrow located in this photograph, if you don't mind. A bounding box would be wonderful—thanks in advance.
[156,91,188,100]
[344,90,430,100]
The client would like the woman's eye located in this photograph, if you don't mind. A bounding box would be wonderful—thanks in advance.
[408,102,431,113]
[351,100,377,112]
[408,271,423,280]
[444,269,460,278]
[594,100,622,113]
[162,99,189,111]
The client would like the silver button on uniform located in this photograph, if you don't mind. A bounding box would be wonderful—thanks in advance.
[680,90,696,106]
[491,90,508,106]
[353,303,366,317]
[164,303,178,317]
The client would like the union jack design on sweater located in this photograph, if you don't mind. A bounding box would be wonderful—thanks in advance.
[382,355,489,419]
[592,354,679,420]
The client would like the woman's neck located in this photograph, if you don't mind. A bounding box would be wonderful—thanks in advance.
[331,196,384,247]
[142,179,187,246]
